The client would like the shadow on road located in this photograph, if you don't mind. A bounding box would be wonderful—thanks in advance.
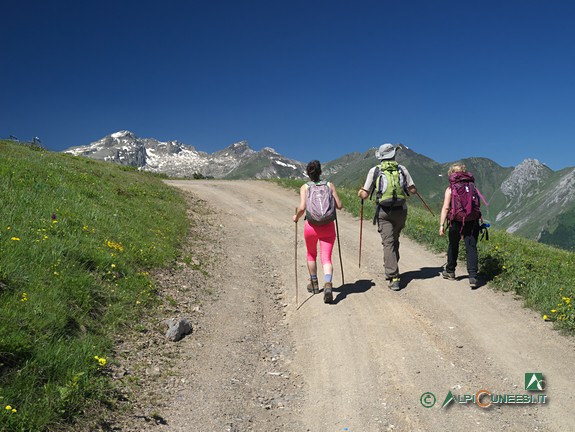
[399,266,444,289]
[331,279,375,304]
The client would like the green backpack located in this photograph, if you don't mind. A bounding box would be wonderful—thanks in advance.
[372,160,407,207]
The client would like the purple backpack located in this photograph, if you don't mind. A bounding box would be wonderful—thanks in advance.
[305,181,336,225]
[448,172,486,224]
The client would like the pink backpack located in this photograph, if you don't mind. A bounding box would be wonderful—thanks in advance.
[448,172,487,224]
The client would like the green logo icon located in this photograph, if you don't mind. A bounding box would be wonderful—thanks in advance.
[420,392,436,408]
[442,391,454,408]
[525,373,545,391]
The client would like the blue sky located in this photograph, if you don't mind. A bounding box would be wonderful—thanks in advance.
[2,0,574,170]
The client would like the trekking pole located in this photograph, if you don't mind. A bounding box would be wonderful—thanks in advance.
[359,199,364,268]
[335,213,345,285]
[294,207,299,308]
[395,143,435,217]
[415,192,435,217]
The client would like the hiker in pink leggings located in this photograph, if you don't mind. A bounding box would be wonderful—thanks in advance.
[293,160,342,303]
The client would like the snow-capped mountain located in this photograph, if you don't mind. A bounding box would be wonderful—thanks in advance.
[64,131,306,179]
[63,131,575,250]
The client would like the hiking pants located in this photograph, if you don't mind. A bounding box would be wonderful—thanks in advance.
[377,206,407,279]
[446,219,480,278]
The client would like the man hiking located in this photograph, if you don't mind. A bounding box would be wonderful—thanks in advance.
[357,144,417,291]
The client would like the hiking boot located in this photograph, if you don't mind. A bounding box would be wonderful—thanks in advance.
[323,282,333,303]
[389,277,400,291]
[307,278,320,294]
[442,270,455,280]
[469,277,479,288]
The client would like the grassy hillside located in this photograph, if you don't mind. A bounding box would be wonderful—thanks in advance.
[0,141,189,430]
[325,149,509,217]
[540,205,575,251]
[323,150,375,188]
[273,178,575,334]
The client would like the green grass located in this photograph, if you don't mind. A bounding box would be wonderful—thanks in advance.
[273,178,575,334]
[0,141,189,431]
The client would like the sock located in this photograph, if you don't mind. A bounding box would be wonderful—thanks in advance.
[324,274,332,283]
[310,274,318,281]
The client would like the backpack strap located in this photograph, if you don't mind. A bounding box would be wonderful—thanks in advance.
[480,223,489,241]
[475,186,488,207]
[369,167,379,201]
[367,166,381,224]
[397,166,409,196]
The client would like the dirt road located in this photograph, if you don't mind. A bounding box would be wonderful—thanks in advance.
[150,180,575,432]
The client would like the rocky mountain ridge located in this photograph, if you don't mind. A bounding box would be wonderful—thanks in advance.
[64,131,574,250]
[500,158,552,199]
[64,131,306,179]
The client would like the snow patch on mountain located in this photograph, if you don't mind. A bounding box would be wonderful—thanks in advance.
[274,160,297,169]
[63,131,306,180]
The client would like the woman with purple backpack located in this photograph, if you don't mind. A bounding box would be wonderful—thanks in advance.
[293,160,343,303]
[439,162,486,288]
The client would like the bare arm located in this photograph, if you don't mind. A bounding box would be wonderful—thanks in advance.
[330,183,343,210]
[293,184,307,222]
[358,187,370,200]
[358,167,376,200]
[439,187,451,236]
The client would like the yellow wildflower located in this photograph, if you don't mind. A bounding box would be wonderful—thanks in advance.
[94,355,107,366]
[106,240,124,252]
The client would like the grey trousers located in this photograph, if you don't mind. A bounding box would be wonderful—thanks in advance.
[377,206,407,279]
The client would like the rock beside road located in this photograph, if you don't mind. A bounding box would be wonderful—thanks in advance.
[164,318,193,342]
